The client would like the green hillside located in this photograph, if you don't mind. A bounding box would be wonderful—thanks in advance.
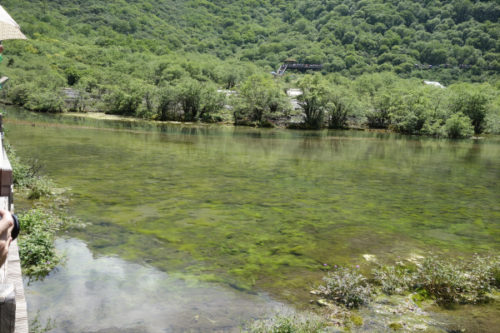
[5,0,500,73]
[0,0,499,133]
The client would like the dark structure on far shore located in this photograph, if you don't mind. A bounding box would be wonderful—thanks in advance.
[275,59,323,76]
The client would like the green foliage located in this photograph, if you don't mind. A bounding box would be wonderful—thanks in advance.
[234,74,290,126]
[316,255,500,310]
[1,0,499,119]
[450,86,489,134]
[296,75,329,129]
[249,313,326,333]
[103,85,143,116]
[18,209,62,280]
[5,143,54,198]
[326,92,352,129]
[25,91,64,113]
[27,177,54,200]
[177,79,203,121]
[155,84,180,121]
[29,311,55,333]
[318,267,372,308]
[0,0,498,133]
[152,80,225,122]
[6,136,76,282]
[373,264,415,295]
[371,255,500,305]
[444,113,474,138]
[415,255,497,304]
[367,95,394,129]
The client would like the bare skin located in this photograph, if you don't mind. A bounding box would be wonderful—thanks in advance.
[0,210,14,268]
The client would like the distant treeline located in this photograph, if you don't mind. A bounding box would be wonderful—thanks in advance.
[234,72,500,138]
[0,0,498,137]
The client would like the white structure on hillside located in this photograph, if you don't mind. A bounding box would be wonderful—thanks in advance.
[423,80,445,88]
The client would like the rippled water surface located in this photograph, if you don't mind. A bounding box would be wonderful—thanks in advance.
[3,107,500,331]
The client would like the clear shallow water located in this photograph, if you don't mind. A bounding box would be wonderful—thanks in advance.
[3,107,500,330]
[27,238,281,333]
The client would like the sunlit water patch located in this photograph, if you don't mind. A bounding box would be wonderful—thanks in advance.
[27,238,283,332]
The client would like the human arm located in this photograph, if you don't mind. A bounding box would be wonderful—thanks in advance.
[0,209,14,268]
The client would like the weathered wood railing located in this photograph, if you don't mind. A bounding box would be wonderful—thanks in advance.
[0,114,28,332]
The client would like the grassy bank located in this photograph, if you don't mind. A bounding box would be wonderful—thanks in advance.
[5,143,78,281]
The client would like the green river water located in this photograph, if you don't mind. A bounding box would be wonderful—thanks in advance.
[3,107,500,332]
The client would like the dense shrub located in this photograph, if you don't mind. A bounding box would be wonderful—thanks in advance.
[373,264,415,295]
[7,83,31,106]
[444,113,474,138]
[371,255,500,305]
[177,79,204,121]
[18,209,61,280]
[297,75,330,129]
[249,313,326,333]
[318,267,372,308]
[450,88,489,134]
[326,92,352,129]
[25,90,64,113]
[199,87,226,122]
[317,255,500,309]
[234,74,290,126]
[5,144,54,198]
[153,81,225,122]
[156,85,180,121]
[415,256,495,304]
[103,87,143,116]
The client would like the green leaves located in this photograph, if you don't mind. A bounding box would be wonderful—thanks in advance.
[18,209,61,281]
[234,74,290,126]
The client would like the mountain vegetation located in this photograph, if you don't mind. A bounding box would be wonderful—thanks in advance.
[0,0,499,136]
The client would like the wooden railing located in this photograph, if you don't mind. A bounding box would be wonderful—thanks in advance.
[0,113,28,333]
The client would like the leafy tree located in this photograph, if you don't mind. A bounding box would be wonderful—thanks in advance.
[450,86,489,134]
[156,85,180,121]
[296,74,331,129]
[234,74,289,126]
[326,94,352,129]
[177,79,204,121]
[444,113,474,138]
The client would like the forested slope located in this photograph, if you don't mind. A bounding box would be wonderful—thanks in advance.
[0,0,499,132]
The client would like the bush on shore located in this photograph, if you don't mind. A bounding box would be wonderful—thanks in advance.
[248,312,327,333]
[318,267,372,308]
[17,209,62,280]
[233,74,290,127]
[372,255,500,305]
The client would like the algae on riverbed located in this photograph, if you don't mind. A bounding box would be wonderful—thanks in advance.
[4,107,500,330]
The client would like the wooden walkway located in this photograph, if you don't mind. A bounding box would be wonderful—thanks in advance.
[8,240,28,333]
[0,114,28,332]
[0,201,28,333]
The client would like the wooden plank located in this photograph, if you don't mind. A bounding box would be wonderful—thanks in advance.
[0,283,15,333]
[8,241,28,333]
[0,201,28,333]
[0,127,28,333]
[0,196,16,333]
